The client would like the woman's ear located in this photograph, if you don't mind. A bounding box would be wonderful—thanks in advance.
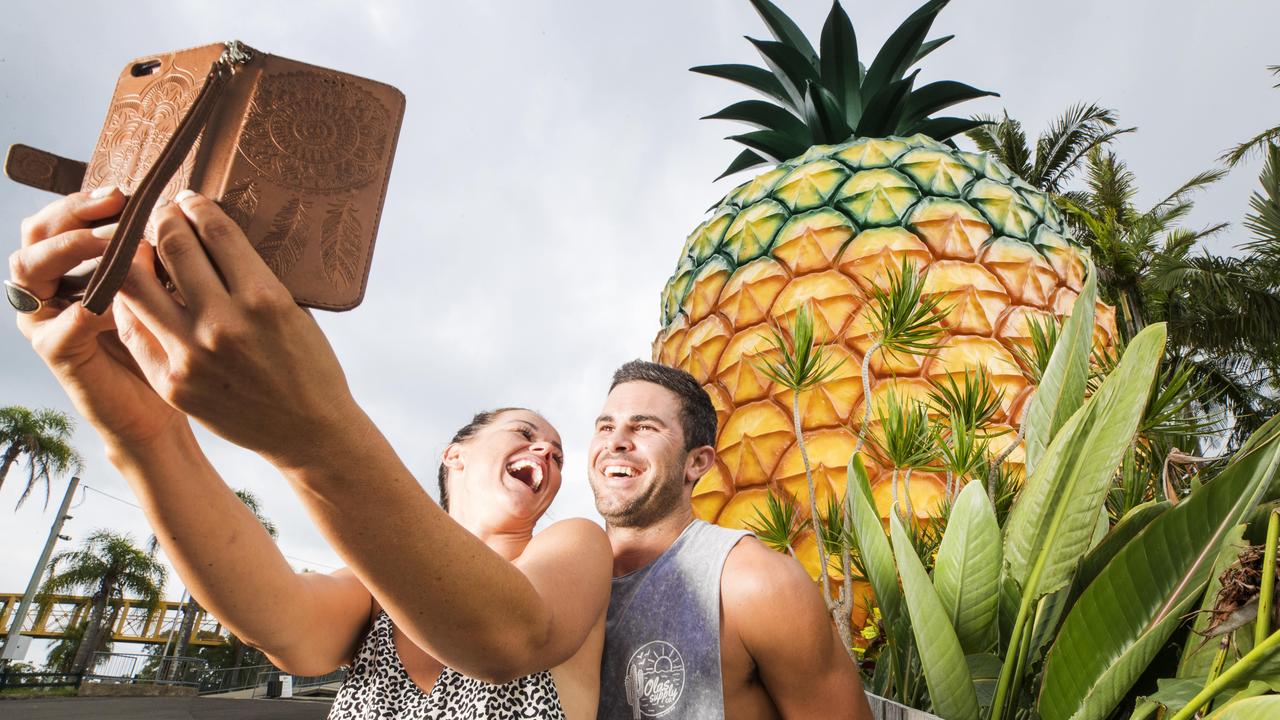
[442,443,465,472]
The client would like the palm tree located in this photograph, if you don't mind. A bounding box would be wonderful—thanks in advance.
[160,489,277,671]
[0,406,82,509]
[1221,65,1280,168]
[38,530,167,675]
[1061,148,1279,443]
[965,102,1134,194]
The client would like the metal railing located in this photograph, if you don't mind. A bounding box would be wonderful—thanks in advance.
[86,651,210,686]
[251,668,348,698]
[196,663,275,695]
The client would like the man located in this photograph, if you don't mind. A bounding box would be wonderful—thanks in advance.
[589,360,872,719]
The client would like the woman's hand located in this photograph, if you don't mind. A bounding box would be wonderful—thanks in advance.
[111,191,364,469]
[13,187,186,450]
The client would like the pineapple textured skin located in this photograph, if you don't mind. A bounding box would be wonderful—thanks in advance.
[653,135,1117,582]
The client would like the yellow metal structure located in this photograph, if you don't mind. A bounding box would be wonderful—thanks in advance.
[0,592,229,646]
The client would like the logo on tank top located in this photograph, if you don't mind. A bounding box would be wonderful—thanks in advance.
[623,640,686,718]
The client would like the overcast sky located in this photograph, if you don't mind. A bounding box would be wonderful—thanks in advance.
[2,0,1278,662]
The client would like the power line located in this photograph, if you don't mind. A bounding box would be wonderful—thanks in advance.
[75,484,342,571]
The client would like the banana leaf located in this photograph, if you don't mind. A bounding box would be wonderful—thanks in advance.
[1206,695,1280,719]
[1037,414,1280,720]
[1022,269,1096,473]
[933,481,1000,654]
[1005,322,1166,601]
[847,454,903,626]
[1176,524,1249,679]
[891,512,981,720]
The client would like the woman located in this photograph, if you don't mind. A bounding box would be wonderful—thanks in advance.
[9,188,612,718]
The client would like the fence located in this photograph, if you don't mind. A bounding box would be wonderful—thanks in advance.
[0,669,82,693]
[251,668,348,698]
[86,651,210,686]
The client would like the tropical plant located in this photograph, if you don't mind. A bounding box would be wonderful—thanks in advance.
[1060,147,1280,445]
[844,301,1280,718]
[1221,66,1280,169]
[655,0,1118,584]
[965,103,1134,195]
[37,530,167,675]
[0,406,82,509]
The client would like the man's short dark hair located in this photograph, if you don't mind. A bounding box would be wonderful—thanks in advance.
[610,360,717,450]
[436,407,524,511]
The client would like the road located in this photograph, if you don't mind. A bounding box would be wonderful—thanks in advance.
[0,697,332,719]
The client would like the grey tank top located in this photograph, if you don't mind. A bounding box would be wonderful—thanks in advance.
[598,520,750,720]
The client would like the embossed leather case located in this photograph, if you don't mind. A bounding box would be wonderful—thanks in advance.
[12,42,405,311]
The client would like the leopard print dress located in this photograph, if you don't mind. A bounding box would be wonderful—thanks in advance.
[328,611,566,719]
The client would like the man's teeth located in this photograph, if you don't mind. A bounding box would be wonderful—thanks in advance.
[507,459,543,490]
[605,465,637,478]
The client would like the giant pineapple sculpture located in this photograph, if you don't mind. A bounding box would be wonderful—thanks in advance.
[654,0,1117,585]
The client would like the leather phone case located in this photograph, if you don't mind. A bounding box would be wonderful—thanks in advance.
[5,41,405,312]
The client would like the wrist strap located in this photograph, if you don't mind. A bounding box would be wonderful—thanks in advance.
[78,51,241,314]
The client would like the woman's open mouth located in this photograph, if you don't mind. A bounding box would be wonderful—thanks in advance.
[506,459,544,492]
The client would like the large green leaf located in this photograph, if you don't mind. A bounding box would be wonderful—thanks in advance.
[1004,322,1165,599]
[747,0,818,65]
[702,100,810,140]
[818,0,861,124]
[891,512,981,720]
[1207,695,1280,719]
[861,0,946,102]
[1037,415,1280,720]
[903,80,998,128]
[716,149,769,181]
[1072,500,1171,603]
[847,454,902,625]
[1023,269,1096,472]
[1176,524,1249,679]
[690,63,794,109]
[748,37,819,110]
[934,481,1001,654]
[725,130,808,162]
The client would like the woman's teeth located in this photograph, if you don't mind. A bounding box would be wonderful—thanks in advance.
[506,459,543,491]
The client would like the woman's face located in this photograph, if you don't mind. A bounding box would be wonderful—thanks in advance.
[445,409,565,527]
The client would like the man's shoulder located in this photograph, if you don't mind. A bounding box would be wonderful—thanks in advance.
[720,535,815,605]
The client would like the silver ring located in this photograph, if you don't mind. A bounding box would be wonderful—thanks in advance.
[4,280,48,314]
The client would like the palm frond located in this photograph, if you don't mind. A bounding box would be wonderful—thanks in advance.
[745,489,803,553]
[866,257,949,360]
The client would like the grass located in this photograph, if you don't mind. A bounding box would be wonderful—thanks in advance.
[0,686,79,698]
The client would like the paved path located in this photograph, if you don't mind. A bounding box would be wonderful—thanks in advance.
[0,696,332,719]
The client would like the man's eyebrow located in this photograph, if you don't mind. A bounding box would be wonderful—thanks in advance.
[595,415,614,425]
[510,419,563,452]
[629,415,667,426]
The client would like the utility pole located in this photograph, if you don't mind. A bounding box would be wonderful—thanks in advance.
[1,475,80,663]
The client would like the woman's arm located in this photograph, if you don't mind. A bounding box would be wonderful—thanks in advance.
[109,425,371,676]
[11,189,371,676]
[115,194,614,682]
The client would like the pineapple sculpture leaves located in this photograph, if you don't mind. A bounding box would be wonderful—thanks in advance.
[653,0,1118,593]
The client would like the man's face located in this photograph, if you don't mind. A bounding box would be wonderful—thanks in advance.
[588,381,693,528]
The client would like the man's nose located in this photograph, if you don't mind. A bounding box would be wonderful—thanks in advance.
[608,429,634,452]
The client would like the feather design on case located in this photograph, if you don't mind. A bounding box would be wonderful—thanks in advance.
[219,180,260,231]
[321,201,363,287]
[257,197,311,279]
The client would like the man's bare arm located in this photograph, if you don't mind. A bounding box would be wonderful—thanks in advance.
[722,538,874,719]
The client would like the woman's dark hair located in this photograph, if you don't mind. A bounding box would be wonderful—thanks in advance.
[436,407,525,511]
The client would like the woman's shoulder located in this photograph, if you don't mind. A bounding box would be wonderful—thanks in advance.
[527,518,612,564]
